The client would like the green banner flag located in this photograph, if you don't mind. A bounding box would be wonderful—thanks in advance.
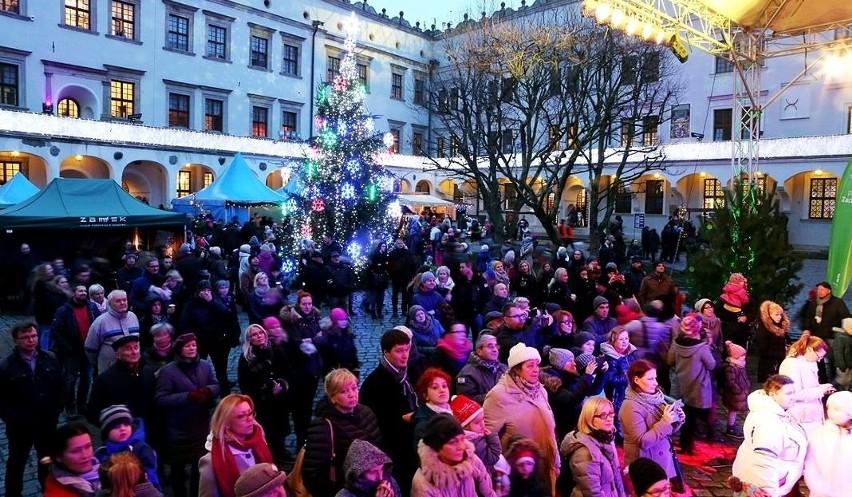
[827,158,852,297]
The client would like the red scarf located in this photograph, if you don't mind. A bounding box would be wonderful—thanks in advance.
[212,426,273,497]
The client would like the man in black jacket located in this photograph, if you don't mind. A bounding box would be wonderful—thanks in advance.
[387,238,416,318]
[0,321,64,497]
[51,283,100,418]
[801,281,852,382]
[359,329,418,496]
[87,334,157,424]
[452,261,490,334]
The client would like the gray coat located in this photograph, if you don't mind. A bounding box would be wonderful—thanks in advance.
[455,354,507,405]
[560,431,626,497]
[155,357,220,449]
[667,337,715,408]
[618,393,678,479]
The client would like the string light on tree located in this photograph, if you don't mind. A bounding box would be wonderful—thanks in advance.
[278,11,394,267]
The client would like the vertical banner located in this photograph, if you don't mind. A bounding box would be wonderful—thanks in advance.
[827,159,852,297]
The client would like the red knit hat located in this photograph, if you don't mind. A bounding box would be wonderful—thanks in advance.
[450,395,483,428]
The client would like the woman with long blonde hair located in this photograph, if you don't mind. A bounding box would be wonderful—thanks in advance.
[198,394,273,497]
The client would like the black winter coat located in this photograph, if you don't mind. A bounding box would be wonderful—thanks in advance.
[237,344,292,406]
[0,348,64,426]
[303,397,383,497]
[539,366,605,440]
[88,360,157,425]
[51,299,100,358]
[179,296,231,346]
[800,296,852,339]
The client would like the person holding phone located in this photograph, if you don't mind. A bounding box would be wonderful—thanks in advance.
[619,360,685,491]
[779,332,835,438]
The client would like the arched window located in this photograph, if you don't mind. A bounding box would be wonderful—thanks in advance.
[57,98,80,118]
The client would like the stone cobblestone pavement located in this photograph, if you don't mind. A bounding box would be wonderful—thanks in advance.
[2,258,840,496]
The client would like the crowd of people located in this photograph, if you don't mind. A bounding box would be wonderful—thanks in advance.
[0,212,851,497]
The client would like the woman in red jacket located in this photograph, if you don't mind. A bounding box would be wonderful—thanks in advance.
[44,423,101,497]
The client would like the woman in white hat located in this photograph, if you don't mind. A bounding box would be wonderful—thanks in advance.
[483,343,559,496]
[804,391,852,497]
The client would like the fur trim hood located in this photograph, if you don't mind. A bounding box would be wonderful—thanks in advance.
[279,304,321,325]
[416,439,482,488]
[759,300,790,337]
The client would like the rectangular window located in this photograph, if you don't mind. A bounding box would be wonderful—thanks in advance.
[502,183,519,210]
[615,183,632,213]
[204,98,223,132]
[177,170,192,197]
[168,93,190,128]
[643,116,659,145]
[390,129,400,154]
[715,56,734,73]
[111,1,135,39]
[450,87,459,110]
[207,25,227,59]
[391,73,403,99]
[282,44,299,76]
[203,172,213,188]
[65,0,91,30]
[281,111,297,133]
[713,108,732,141]
[437,89,448,113]
[645,179,664,215]
[501,130,514,154]
[414,77,425,105]
[250,36,269,69]
[703,178,725,209]
[357,63,368,89]
[110,80,134,118]
[0,161,21,185]
[1,0,19,14]
[809,177,837,219]
[437,137,445,158]
[412,132,424,156]
[622,56,637,85]
[621,119,635,147]
[251,106,268,137]
[0,62,19,106]
[450,136,459,156]
[167,14,189,51]
[326,56,340,82]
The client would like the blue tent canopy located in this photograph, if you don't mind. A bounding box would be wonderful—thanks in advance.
[171,153,288,222]
[0,172,40,208]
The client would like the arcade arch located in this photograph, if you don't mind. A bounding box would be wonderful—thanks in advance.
[121,161,168,207]
[60,155,112,179]
[176,163,216,197]
[0,151,49,187]
[54,84,99,120]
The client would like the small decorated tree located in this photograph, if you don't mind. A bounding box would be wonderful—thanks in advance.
[283,14,396,267]
[686,179,802,307]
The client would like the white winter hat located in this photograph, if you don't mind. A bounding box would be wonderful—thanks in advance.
[507,342,541,370]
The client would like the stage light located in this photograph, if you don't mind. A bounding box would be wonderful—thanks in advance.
[595,2,612,22]
[656,31,667,45]
[670,34,689,63]
[642,23,655,40]
[611,8,626,28]
[625,17,640,35]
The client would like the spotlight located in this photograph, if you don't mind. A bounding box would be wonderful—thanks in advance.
[669,34,689,63]
[595,3,612,22]
[655,31,667,45]
[642,24,654,41]
[625,18,639,35]
[611,8,625,28]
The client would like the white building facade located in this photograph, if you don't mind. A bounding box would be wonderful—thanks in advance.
[0,0,850,249]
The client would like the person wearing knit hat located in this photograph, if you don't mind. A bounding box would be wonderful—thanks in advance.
[507,342,541,370]
[449,393,502,474]
[628,457,669,496]
[329,307,348,322]
[720,340,750,439]
[694,298,713,313]
[593,295,609,310]
[413,413,494,496]
[483,341,560,496]
[505,437,547,497]
[450,395,484,429]
[669,311,716,454]
[582,295,617,350]
[546,347,574,371]
[574,331,597,355]
[411,271,447,325]
[233,463,286,497]
[339,440,401,497]
[803,390,852,497]
[96,404,162,490]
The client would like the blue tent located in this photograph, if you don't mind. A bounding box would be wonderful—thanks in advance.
[0,172,40,208]
[171,153,288,222]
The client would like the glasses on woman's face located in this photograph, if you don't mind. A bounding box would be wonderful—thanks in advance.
[594,411,616,420]
[560,320,572,325]
[644,482,672,497]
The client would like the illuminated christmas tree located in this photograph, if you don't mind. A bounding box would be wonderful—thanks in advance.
[283,14,396,267]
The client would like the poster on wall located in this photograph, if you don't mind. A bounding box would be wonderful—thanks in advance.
[671,104,690,138]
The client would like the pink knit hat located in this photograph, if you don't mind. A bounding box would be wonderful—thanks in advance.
[329,308,348,321]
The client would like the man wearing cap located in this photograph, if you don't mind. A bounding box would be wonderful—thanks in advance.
[494,302,553,363]
[87,334,156,424]
[0,321,64,497]
[637,261,677,308]
[456,333,507,404]
[325,251,356,315]
[234,463,286,497]
[582,296,618,347]
[85,289,140,375]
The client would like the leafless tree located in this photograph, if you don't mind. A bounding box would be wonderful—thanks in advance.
[422,7,683,250]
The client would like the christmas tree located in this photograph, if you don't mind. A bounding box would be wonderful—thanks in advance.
[686,179,803,307]
[283,14,396,268]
